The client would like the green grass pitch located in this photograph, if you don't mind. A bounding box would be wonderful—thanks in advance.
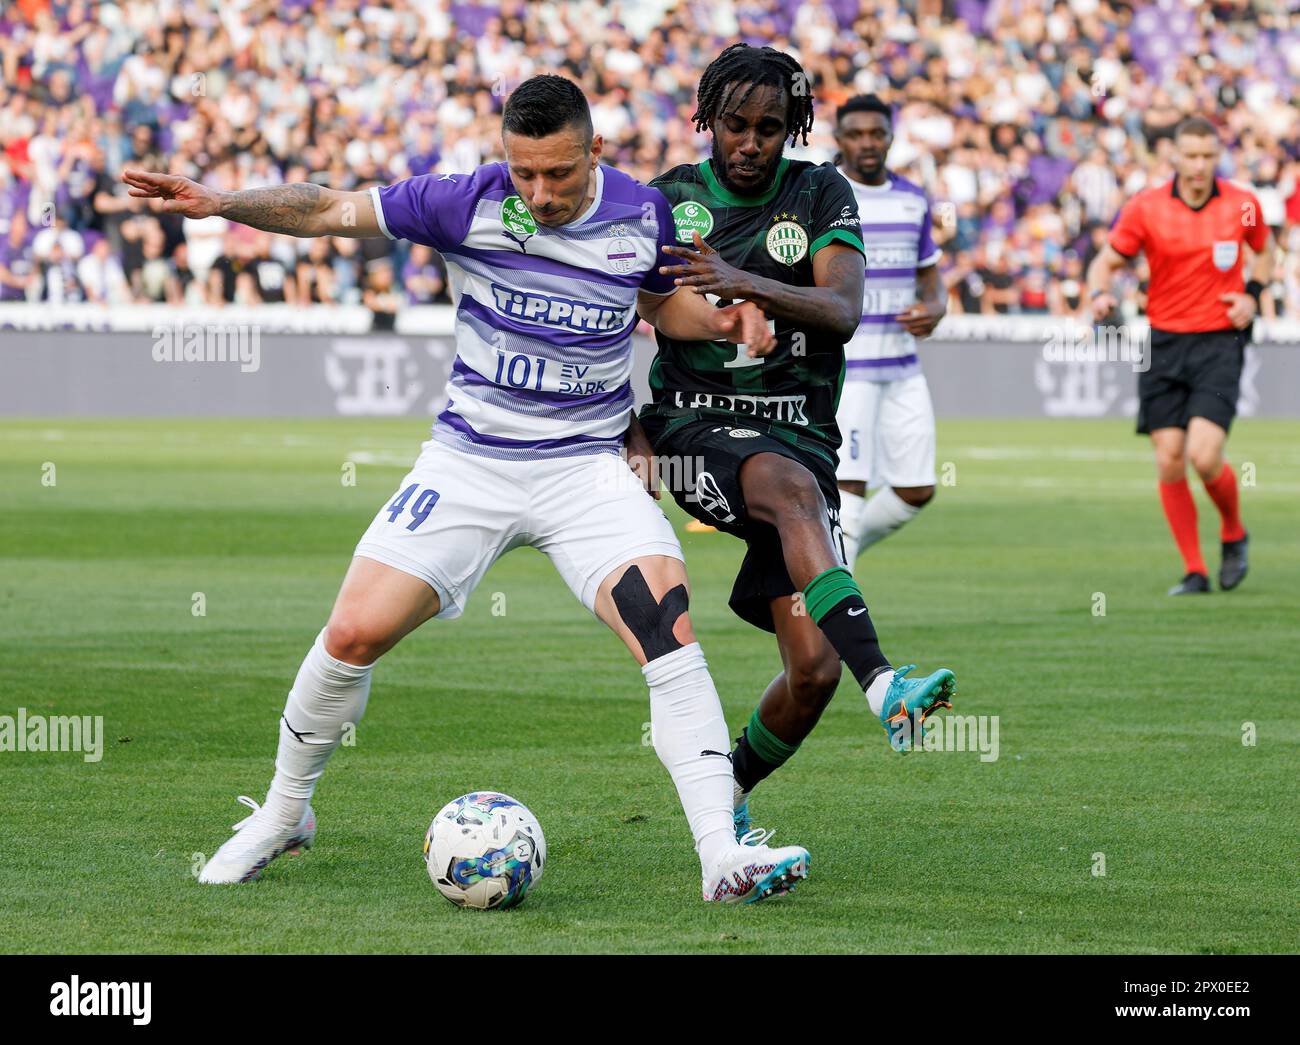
[1,417,1296,954]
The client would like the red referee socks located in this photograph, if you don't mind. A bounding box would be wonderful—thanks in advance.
[1159,479,1206,577]
[1203,463,1247,542]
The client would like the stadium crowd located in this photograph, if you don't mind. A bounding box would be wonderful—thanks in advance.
[2,0,1299,322]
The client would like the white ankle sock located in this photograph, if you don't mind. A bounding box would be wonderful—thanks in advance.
[839,488,868,565]
[642,643,736,871]
[859,487,921,551]
[865,667,895,716]
[263,629,374,828]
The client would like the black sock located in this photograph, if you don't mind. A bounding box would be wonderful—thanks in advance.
[731,727,781,794]
[804,566,892,689]
[818,597,892,689]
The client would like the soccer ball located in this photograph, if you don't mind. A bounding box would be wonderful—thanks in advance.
[422,791,546,910]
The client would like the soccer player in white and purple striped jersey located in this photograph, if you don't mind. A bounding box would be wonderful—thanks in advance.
[832,95,947,564]
[123,75,810,904]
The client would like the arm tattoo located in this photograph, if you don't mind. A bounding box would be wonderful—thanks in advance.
[219,183,322,236]
[746,247,863,336]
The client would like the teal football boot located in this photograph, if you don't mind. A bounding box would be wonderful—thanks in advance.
[878,664,956,753]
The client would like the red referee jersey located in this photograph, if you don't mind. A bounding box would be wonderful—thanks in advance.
[1108,177,1267,332]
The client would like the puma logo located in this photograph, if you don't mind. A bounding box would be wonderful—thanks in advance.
[282,715,316,743]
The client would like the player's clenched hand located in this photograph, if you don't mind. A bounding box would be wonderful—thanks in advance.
[714,300,776,356]
[1219,292,1256,330]
[661,232,755,298]
[894,301,944,338]
[121,169,222,220]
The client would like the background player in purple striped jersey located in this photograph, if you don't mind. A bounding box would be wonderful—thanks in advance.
[832,95,947,564]
[122,75,811,905]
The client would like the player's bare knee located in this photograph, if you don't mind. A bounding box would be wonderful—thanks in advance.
[611,565,691,663]
[1188,448,1221,481]
[896,485,934,508]
[324,617,386,665]
[1155,451,1185,482]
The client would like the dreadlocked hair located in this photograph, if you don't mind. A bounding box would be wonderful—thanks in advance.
[692,43,815,147]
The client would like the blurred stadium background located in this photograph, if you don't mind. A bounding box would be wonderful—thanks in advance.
[3,1,1299,956]
[3,0,1300,320]
[2,0,1299,419]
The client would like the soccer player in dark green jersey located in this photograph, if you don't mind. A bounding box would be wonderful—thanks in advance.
[631,43,957,839]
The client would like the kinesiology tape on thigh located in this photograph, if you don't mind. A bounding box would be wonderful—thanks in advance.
[611,566,689,662]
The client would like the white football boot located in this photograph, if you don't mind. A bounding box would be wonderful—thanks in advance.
[198,795,316,884]
[703,830,810,903]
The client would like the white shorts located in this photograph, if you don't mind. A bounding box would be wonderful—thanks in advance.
[354,441,683,619]
[835,373,937,488]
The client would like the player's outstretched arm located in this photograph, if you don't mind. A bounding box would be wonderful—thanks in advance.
[121,169,382,238]
[660,233,864,339]
[636,288,776,356]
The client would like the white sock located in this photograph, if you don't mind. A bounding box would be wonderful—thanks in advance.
[839,488,869,565]
[859,487,921,552]
[263,629,374,828]
[643,643,737,872]
[865,667,895,716]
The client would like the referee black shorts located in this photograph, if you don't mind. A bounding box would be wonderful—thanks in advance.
[1136,326,1249,435]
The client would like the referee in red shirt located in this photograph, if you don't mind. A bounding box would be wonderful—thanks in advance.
[1087,117,1275,595]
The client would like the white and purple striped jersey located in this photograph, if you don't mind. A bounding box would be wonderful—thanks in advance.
[370,163,679,460]
[839,170,941,384]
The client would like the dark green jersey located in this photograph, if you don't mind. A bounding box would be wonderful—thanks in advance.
[642,157,865,465]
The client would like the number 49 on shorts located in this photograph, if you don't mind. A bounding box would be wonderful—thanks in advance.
[386,483,441,531]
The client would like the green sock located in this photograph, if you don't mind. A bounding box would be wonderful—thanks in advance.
[732,707,800,793]
[746,707,799,765]
[802,565,861,623]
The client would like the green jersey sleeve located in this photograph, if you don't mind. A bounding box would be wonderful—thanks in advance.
[809,165,866,258]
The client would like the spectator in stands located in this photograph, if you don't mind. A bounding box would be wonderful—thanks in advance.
[981,250,1019,315]
[39,238,83,303]
[31,213,83,264]
[402,244,447,306]
[0,0,1294,319]
[0,209,35,302]
[247,232,294,305]
[362,259,401,332]
[135,222,175,303]
[296,237,338,305]
[169,240,198,305]
[77,235,131,305]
